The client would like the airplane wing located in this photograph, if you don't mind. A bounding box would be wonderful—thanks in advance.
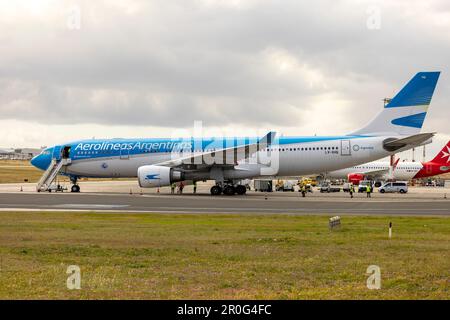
[383,132,434,151]
[154,131,276,168]
[357,168,390,176]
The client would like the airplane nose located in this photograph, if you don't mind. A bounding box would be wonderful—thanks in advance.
[30,154,47,170]
[30,155,39,167]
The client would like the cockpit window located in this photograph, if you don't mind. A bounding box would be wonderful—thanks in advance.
[42,150,51,156]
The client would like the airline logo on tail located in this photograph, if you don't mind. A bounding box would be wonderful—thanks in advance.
[387,72,440,129]
[440,145,450,163]
[413,141,450,178]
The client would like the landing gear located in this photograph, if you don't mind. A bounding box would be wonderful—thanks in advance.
[70,176,80,193]
[235,185,247,195]
[210,183,247,196]
[210,185,222,195]
[223,185,236,196]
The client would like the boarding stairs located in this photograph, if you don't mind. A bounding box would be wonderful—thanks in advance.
[36,158,71,192]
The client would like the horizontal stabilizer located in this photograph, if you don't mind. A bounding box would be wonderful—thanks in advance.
[383,132,434,151]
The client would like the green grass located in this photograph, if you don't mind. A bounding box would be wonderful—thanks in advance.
[0,160,46,183]
[0,212,449,299]
[0,160,129,183]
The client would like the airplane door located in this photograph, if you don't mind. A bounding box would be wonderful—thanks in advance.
[340,140,351,156]
[120,148,129,160]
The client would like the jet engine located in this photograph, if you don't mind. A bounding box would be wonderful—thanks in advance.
[347,173,365,185]
[137,165,184,188]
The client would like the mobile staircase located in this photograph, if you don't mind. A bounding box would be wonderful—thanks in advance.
[36,158,71,192]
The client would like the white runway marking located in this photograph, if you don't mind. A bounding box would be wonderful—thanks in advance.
[50,204,130,209]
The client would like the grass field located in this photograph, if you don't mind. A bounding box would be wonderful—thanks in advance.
[0,211,448,299]
[0,160,50,184]
[0,160,126,184]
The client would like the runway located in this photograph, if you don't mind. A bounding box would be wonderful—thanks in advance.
[0,191,449,216]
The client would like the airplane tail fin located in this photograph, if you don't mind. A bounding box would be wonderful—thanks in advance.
[351,72,440,136]
[429,140,450,164]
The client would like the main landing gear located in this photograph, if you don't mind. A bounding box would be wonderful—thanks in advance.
[70,176,80,193]
[210,183,247,196]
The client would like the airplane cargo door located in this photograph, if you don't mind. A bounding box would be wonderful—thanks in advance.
[340,140,351,156]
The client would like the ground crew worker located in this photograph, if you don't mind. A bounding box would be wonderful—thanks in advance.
[171,183,176,194]
[193,181,197,194]
[179,181,184,194]
[366,184,371,198]
[349,184,354,198]
[301,184,306,197]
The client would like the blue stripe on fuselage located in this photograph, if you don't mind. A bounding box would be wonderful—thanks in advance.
[65,135,372,161]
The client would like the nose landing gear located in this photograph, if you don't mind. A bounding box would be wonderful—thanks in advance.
[70,176,80,193]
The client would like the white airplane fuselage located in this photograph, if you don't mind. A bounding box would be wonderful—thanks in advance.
[30,71,442,193]
[325,161,424,181]
[34,135,411,181]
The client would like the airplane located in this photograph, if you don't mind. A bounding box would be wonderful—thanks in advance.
[30,71,441,195]
[323,140,450,184]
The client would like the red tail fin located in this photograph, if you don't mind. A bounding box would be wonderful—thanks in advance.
[430,141,450,164]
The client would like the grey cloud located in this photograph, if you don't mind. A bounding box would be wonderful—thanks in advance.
[0,0,448,134]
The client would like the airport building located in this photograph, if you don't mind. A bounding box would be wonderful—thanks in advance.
[0,147,44,160]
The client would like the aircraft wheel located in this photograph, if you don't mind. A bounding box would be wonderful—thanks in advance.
[235,185,247,195]
[223,185,236,196]
[71,185,80,193]
[210,185,222,196]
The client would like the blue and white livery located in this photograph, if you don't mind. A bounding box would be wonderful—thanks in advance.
[31,72,441,195]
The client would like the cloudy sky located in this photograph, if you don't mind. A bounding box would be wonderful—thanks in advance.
[0,0,449,161]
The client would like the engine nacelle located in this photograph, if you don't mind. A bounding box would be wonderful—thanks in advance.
[348,173,365,185]
[137,165,184,188]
